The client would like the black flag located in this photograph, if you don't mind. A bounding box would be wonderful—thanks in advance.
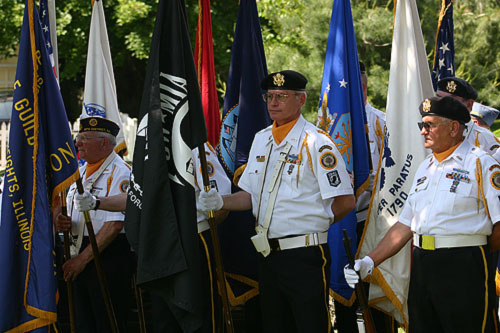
[125,0,207,330]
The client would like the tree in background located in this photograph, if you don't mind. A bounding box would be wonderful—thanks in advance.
[0,0,499,124]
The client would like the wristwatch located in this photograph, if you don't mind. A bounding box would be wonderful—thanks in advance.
[93,198,101,210]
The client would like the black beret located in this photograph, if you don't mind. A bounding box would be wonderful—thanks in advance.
[261,70,307,91]
[419,96,471,124]
[80,117,120,137]
[437,77,478,100]
[359,61,366,73]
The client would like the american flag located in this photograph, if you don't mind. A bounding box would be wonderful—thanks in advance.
[39,0,58,80]
[431,0,454,90]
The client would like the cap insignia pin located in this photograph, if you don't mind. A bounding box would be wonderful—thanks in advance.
[423,99,431,112]
[273,73,285,87]
[446,81,457,93]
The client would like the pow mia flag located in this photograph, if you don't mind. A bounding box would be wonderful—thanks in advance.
[125,0,207,330]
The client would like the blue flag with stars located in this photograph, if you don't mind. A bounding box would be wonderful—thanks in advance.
[0,1,79,331]
[39,0,58,80]
[431,0,454,90]
[316,0,370,304]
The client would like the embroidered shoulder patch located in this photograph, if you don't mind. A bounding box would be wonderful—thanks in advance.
[319,144,332,152]
[326,170,341,187]
[489,164,500,172]
[120,180,130,193]
[320,152,337,170]
[201,161,215,177]
[491,171,500,190]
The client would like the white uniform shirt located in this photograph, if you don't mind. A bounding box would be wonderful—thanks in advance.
[67,152,131,236]
[238,115,353,239]
[399,140,500,236]
[464,121,500,156]
[193,143,231,223]
[356,103,386,221]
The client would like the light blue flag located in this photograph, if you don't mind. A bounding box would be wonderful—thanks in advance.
[316,0,370,304]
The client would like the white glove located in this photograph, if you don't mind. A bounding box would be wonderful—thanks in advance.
[343,256,374,289]
[198,188,223,212]
[74,191,97,211]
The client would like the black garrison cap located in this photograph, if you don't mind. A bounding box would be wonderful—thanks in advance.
[80,117,120,137]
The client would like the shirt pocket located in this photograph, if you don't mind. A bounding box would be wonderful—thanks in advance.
[438,175,474,213]
[282,159,307,194]
[246,163,265,195]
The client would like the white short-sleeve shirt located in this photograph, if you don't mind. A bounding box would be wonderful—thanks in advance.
[68,153,131,235]
[238,115,353,239]
[356,103,386,221]
[464,121,500,156]
[399,140,500,236]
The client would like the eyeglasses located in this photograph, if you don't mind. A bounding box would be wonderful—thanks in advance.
[262,92,300,103]
[76,134,105,143]
[417,121,440,131]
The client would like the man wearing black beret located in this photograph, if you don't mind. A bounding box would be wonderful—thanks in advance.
[54,116,134,332]
[437,77,500,157]
[345,96,500,332]
[199,70,356,331]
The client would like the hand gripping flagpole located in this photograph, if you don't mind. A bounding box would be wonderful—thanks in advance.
[76,178,119,333]
[60,191,76,333]
[343,229,376,333]
[198,143,234,333]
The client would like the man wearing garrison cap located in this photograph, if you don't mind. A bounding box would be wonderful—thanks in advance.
[54,116,133,331]
[437,77,500,157]
[345,96,500,332]
[199,70,355,331]
[471,102,499,130]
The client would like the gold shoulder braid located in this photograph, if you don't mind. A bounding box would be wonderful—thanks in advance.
[476,158,490,217]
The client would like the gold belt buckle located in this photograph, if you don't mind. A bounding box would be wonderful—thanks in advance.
[421,235,435,250]
[305,234,310,247]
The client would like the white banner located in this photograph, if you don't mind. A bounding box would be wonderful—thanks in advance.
[81,0,126,154]
[358,0,434,328]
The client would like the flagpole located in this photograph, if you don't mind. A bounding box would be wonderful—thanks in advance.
[47,0,59,78]
[76,178,119,333]
[132,273,146,333]
[198,143,234,333]
[60,191,76,333]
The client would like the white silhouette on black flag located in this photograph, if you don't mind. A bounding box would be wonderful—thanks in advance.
[125,0,207,330]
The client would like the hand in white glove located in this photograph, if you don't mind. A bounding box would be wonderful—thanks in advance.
[198,188,223,212]
[343,256,374,289]
[74,191,97,211]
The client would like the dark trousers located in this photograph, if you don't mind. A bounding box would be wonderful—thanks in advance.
[151,230,221,333]
[409,245,499,333]
[73,235,134,332]
[258,244,331,333]
[334,296,398,333]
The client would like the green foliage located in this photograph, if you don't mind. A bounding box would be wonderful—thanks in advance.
[258,0,332,122]
[1,0,500,126]
[0,0,24,58]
